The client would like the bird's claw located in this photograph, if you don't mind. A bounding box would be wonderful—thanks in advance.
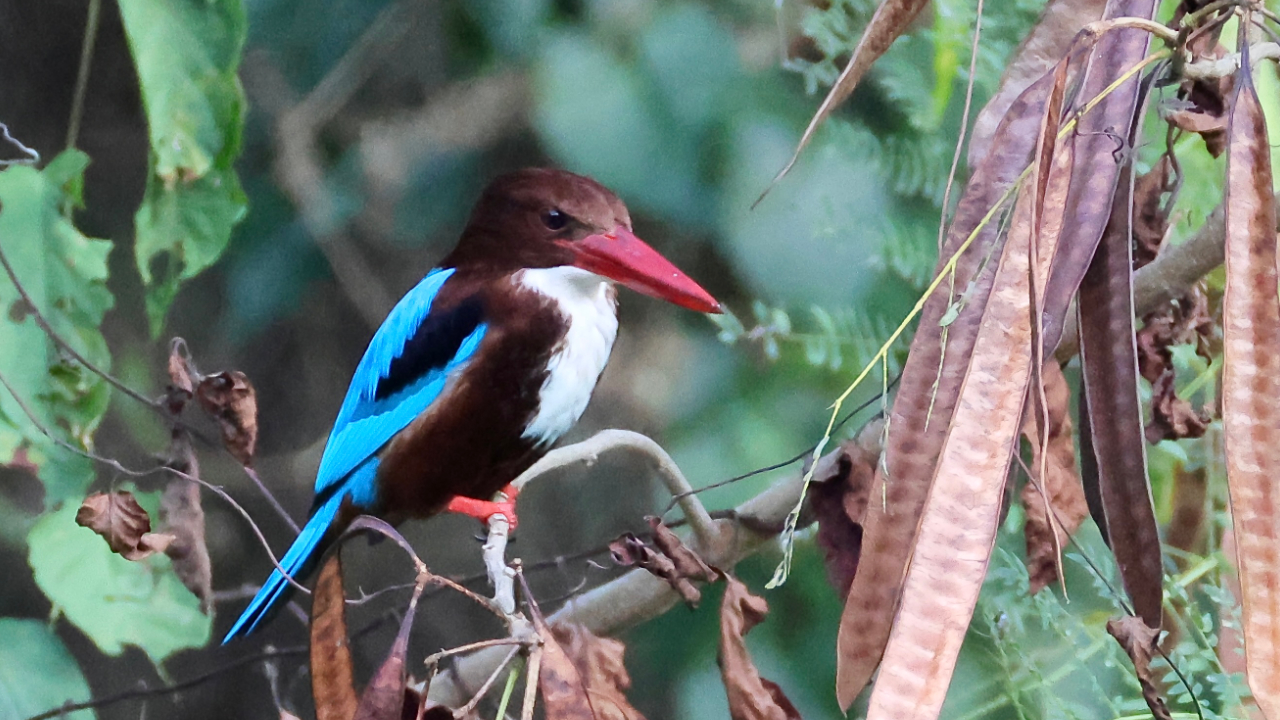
[445,484,520,530]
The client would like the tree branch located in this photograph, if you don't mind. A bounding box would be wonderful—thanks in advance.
[426,434,843,707]
[1053,192,1279,362]
[512,429,720,551]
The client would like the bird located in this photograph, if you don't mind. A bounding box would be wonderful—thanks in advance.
[223,168,721,641]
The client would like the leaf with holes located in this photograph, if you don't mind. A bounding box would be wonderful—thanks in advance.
[0,151,113,509]
[117,0,248,335]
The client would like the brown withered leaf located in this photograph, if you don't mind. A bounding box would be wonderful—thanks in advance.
[1021,363,1089,594]
[354,579,424,720]
[536,618,596,719]
[311,555,358,720]
[610,519,718,607]
[157,434,213,612]
[809,420,881,597]
[646,516,715,579]
[1131,157,1175,268]
[1163,47,1233,157]
[1107,617,1173,720]
[1136,289,1213,383]
[195,371,258,466]
[1147,372,1209,443]
[76,491,175,561]
[167,339,197,395]
[719,576,801,720]
[1166,463,1207,559]
[551,623,647,720]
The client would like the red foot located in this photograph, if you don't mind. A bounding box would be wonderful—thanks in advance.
[444,484,520,530]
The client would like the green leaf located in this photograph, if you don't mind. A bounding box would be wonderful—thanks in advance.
[27,503,212,664]
[0,152,114,509]
[0,618,95,720]
[118,0,249,335]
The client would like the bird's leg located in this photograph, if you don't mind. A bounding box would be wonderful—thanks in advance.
[444,484,520,530]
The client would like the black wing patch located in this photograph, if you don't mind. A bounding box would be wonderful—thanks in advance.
[374,295,486,402]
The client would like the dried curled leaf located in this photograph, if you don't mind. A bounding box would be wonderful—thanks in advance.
[810,421,881,597]
[1130,158,1176,268]
[195,370,258,466]
[1162,45,1233,157]
[1107,616,1173,720]
[1136,290,1212,384]
[538,618,596,719]
[1021,362,1088,594]
[75,491,175,561]
[719,576,801,720]
[609,518,717,607]
[551,623,647,720]
[311,555,358,720]
[1146,372,1209,443]
[158,434,213,612]
[167,338,197,396]
[354,578,424,720]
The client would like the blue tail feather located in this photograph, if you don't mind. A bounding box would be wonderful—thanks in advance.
[222,490,346,643]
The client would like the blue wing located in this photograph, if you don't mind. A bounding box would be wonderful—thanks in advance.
[313,267,487,499]
[223,267,487,643]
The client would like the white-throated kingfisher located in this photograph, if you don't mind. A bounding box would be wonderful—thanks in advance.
[224,168,721,641]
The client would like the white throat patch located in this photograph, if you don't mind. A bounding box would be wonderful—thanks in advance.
[516,267,619,446]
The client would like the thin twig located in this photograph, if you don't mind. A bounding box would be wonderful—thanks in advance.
[0,238,159,409]
[22,645,308,720]
[65,0,102,152]
[520,645,542,720]
[0,371,312,595]
[936,0,985,251]
[0,124,40,166]
[451,645,522,719]
[244,465,300,534]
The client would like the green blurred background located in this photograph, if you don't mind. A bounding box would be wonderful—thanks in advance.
[7,0,1233,718]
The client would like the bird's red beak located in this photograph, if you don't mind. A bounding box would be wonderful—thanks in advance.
[567,226,722,314]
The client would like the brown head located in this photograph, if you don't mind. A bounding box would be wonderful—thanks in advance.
[444,168,721,314]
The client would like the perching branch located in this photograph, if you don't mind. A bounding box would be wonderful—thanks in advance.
[425,434,844,707]
[512,429,721,552]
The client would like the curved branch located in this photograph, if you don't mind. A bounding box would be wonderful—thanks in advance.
[512,429,720,551]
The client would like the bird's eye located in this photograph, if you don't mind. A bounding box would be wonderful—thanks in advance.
[541,209,568,231]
